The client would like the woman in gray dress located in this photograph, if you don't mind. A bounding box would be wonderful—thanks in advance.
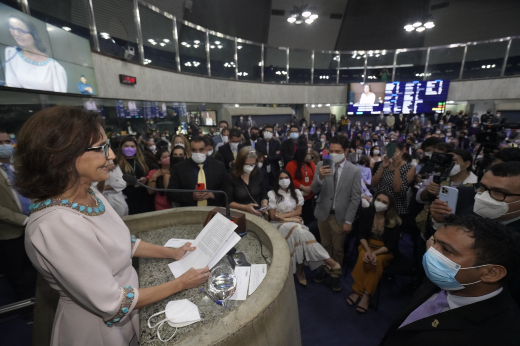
[15,106,210,346]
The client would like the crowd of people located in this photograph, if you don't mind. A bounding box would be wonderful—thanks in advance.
[1,106,520,345]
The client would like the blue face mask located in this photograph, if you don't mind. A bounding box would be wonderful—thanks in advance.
[290,133,299,140]
[0,144,14,159]
[423,246,488,291]
[364,145,370,149]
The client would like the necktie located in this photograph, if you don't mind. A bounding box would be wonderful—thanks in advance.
[2,163,31,215]
[252,141,255,149]
[232,148,237,159]
[332,163,340,211]
[399,290,449,328]
[197,164,207,207]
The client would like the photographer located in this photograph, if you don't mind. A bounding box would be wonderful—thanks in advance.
[416,148,477,204]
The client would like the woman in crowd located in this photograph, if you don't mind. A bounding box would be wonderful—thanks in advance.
[170,145,186,166]
[117,136,155,214]
[173,135,191,158]
[146,148,172,211]
[98,158,128,217]
[371,142,416,218]
[447,149,478,186]
[268,171,341,286]
[204,135,225,162]
[285,145,316,225]
[347,191,401,314]
[224,147,268,217]
[358,155,372,187]
[369,145,381,169]
[15,107,209,345]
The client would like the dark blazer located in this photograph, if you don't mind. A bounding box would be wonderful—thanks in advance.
[218,143,235,171]
[167,157,227,207]
[380,279,520,346]
[358,206,400,254]
[256,139,282,178]
[457,137,470,150]
[224,170,268,206]
[430,114,441,125]
[281,139,298,168]
[394,115,406,130]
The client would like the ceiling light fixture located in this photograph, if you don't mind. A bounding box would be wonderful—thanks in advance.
[100,32,111,39]
[415,26,426,32]
[194,40,200,44]
[237,45,243,49]
[413,22,422,27]
[215,41,221,44]
[287,4,318,25]
[160,43,165,46]
[163,39,170,43]
[62,26,71,31]
[405,19,435,32]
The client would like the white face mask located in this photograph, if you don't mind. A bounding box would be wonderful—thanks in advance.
[230,142,239,150]
[330,153,345,163]
[449,164,461,176]
[436,131,441,134]
[374,201,388,212]
[263,131,273,140]
[356,149,363,155]
[147,299,201,342]
[192,152,207,164]
[425,151,433,158]
[472,124,477,128]
[320,138,325,143]
[304,132,309,136]
[384,142,389,146]
[279,178,290,189]
[257,162,263,169]
[440,122,444,125]
[243,164,256,174]
[373,149,380,155]
[149,145,156,153]
[174,142,185,148]
[474,191,520,219]
[221,135,229,143]
[207,150,214,157]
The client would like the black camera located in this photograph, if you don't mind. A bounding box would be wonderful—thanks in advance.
[418,152,454,177]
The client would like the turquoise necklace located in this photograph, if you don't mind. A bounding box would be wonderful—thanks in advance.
[29,188,105,216]
[17,48,53,66]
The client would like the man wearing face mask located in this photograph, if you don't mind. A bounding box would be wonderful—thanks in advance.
[218,128,242,171]
[386,112,395,129]
[167,136,227,207]
[256,124,282,186]
[144,139,159,170]
[347,144,364,164]
[311,136,361,291]
[242,127,260,149]
[212,120,229,146]
[0,130,36,302]
[381,214,520,346]
[281,126,301,169]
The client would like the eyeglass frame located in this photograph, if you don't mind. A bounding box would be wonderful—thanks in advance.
[86,140,110,158]
[8,25,31,36]
[473,182,520,202]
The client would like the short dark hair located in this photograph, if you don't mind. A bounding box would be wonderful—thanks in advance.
[489,161,520,178]
[219,120,228,127]
[435,142,453,153]
[442,214,520,282]
[263,124,274,131]
[229,128,242,139]
[330,135,349,150]
[13,107,104,199]
[251,126,259,132]
[493,148,520,163]
[421,137,443,151]
[204,135,215,147]
[290,126,299,132]
[190,135,208,146]
[450,148,473,170]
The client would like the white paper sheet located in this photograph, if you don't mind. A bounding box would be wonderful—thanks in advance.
[248,264,267,295]
[164,239,195,248]
[168,213,238,278]
[229,266,251,301]
[208,232,241,269]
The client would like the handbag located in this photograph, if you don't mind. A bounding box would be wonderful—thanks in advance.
[241,179,269,221]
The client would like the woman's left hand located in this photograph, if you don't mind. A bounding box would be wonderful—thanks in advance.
[391,153,402,169]
[172,242,196,260]
[369,252,378,265]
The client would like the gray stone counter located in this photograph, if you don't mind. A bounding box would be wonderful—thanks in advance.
[138,225,272,345]
[122,207,301,346]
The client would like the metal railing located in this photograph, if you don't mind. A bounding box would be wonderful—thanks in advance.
[14,0,520,85]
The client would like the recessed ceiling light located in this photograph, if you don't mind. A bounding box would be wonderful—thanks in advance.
[235,104,239,107]
[416,26,426,32]
[218,45,222,49]
[193,45,199,48]
[326,104,331,106]
[295,19,303,24]
[163,39,170,43]
[210,45,215,49]
[215,41,221,44]
[413,22,422,27]
[310,14,318,20]
[318,104,322,107]
[62,26,71,31]
[404,25,414,32]
[311,104,315,107]
[305,18,313,24]
[160,43,165,46]
[181,42,187,45]
[302,11,311,17]
[237,45,243,49]
[194,40,200,44]
[424,22,435,28]
[287,17,296,23]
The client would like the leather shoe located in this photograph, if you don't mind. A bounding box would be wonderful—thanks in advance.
[331,277,342,291]
[313,269,328,283]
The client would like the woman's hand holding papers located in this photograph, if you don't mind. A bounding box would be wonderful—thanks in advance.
[178,267,210,290]
[171,242,197,260]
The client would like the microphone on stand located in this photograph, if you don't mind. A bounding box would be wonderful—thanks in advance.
[122,174,231,219]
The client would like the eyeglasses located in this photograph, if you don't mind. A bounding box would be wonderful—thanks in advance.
[86,140,110,158]
[8,25,31,36]
[473,182,520,202]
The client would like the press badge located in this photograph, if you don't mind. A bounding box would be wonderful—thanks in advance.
[304,177,309,183]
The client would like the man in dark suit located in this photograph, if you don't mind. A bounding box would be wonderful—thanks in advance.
[457,131,470,150]
[281,125,300,168]
[240,127,260,150]
[442,110,453,125]
[256,124,282,184]
[381,215,520,346]
[430,113,441,125]
[218,128,242,171]
[167,136,227,207]
[394,113,406,131]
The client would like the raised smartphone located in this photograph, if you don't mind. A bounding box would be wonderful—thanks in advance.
[386,142,397,158]
[439,186,459,215]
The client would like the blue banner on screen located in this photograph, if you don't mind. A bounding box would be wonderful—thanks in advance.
[384,80,450,114]
[0,3,98,95]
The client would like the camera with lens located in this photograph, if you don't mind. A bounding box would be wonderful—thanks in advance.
[417,152,455,201]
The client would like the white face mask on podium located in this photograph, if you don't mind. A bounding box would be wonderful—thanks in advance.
[147,299,201,342]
